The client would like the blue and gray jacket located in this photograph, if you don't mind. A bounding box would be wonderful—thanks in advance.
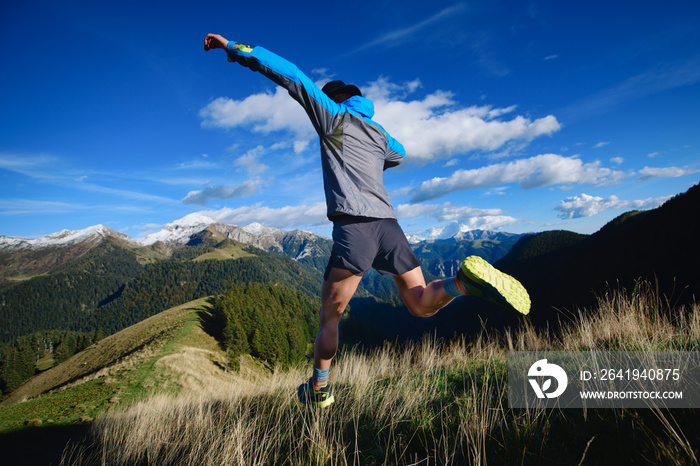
[225,41,405,220]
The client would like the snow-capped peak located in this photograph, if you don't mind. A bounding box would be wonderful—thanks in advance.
[170,212,216,228]
[406,235,425,245]
[406,223,524,244]
[0,224,136,251]
[140,213,216,246]
[242,222,282,237]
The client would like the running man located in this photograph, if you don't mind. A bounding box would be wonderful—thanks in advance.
[204,34,530,408]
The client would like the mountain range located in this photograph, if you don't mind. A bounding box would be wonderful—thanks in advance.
[0,213,523,283]
[2,181,698,345]
[0,213,332,276]
[0,212,523,343]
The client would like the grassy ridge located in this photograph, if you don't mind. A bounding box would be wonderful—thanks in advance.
[192,243,255,261]
[59,281,700,465]
[0,297,214,427]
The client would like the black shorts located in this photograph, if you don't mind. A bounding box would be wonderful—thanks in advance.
[324,215,421,280]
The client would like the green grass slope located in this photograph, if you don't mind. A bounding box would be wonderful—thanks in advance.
[1,281,699,465]
[59,282,700,466]
[0,297,239,465]
[192,241,256,261]
[0,297,215,419]
[0,292,281,465]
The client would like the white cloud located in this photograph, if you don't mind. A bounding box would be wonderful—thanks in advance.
[0,152,178,205]
[234,146,269,175]
[201,202,328,229]
[349,3,468,54]
[611,157,624,165]
[396,202,505,222]
[0,199,85,215]
[182,179,263,205]
[157,176,213,187]
[414,216,522,241]
[397,201,521,240]
[456,216,521,231]
[390,186,415,197]
[367,78,561,163]
[199,77,561,164]
[199,87,314,138]
[555,193,672,219]
[134,222,163,230]
[293,140,309,154]
[410,154,630,203]
[638,166,698,180]
[594,141,610,148]
[0,152,66,181]
[76,182,176,204]
[484,186,509,196]
[176,158,222,171]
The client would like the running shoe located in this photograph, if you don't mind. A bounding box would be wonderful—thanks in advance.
[297,378,335,408]
[458,255,531,315]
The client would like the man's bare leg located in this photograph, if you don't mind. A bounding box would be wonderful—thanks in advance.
[396,258,531,317]
[313,267,362,389]
[393,266,468,318]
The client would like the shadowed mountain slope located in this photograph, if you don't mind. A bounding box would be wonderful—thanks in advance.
[496,183,700,324]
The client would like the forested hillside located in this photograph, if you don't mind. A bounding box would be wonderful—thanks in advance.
[0,329,102,396]
[0,242,144,341]
[92,254,319,335]
[0,248,320,399]
[1,246,319,342]
[208,282,319,369]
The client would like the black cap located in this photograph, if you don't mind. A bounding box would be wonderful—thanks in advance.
[321,80,362,99]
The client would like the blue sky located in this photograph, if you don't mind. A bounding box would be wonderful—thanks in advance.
[1,0,699,240]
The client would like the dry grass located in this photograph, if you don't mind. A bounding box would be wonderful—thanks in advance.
[61,282,700,465]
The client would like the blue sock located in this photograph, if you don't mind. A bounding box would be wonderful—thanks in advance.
[443,277,465,298]
[312,366,329,389]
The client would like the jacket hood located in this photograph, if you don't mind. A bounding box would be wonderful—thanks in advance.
[343,95,375,119]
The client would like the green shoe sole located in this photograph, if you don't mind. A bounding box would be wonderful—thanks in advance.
[461,256,531,315]
[309,394,335,408]
[298,379,335,408]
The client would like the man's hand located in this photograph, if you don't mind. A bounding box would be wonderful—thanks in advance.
[204,34,229,51]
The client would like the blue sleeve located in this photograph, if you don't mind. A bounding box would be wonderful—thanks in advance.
[226,41,341,135]
[227,41,406,170]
